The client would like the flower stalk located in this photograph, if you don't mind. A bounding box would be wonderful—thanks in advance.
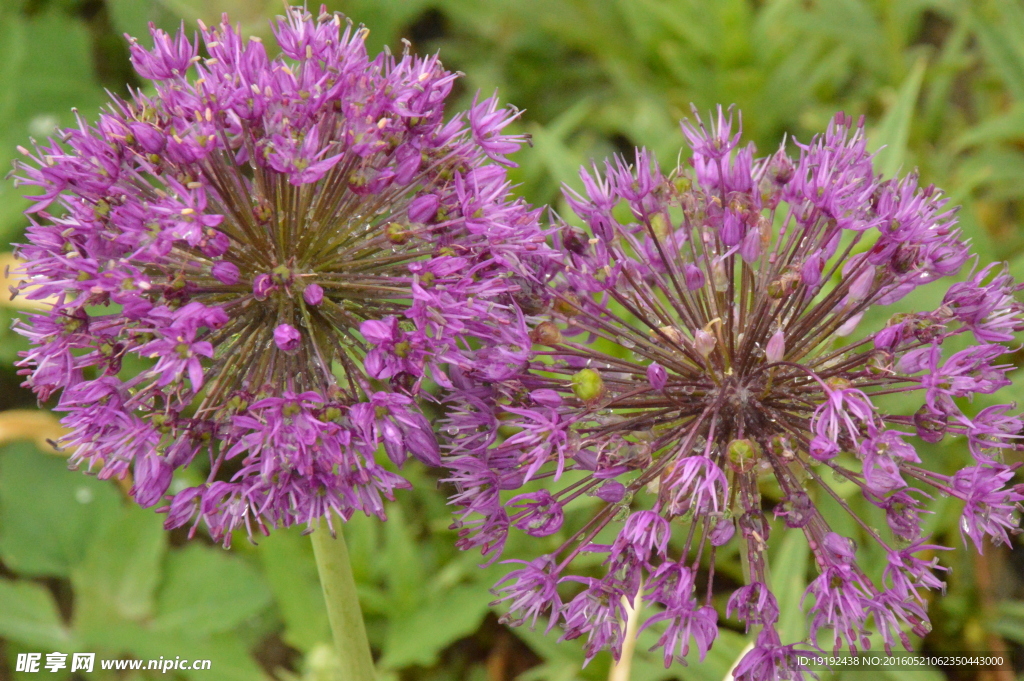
[608,582,643,681]
[310,520,376,681]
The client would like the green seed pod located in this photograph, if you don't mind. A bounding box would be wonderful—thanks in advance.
[571,368,605,403]
[727,438,759,472]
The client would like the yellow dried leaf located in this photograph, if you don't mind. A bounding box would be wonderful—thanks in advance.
[0,253,55,311]
[0,409,68,453]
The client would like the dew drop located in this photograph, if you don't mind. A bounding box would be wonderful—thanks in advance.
[620,338,636,349]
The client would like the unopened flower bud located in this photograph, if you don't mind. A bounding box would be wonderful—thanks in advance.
[530,389,563,407]
[739,229,761,263]
[801,253,824,287]
[128,122,166,153]
[594,481,626,503]
[712,258,728,291]
[303,283,324,306]
[722,210,743,247]
[407,194,439,223]
[684,263,705,290]
[273,324,301,353]
[647,362,667,390]
[709,515,735,546]
[846,266,875,302]
[211,261,240,285]
[694,328,716,358]
[765,329,785,364]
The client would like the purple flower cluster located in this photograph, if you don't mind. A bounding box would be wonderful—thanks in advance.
[442,109,1024,676]
[11,7,541,543]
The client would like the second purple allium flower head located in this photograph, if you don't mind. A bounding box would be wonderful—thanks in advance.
[443,108,1024,677]
[11,6,541,544]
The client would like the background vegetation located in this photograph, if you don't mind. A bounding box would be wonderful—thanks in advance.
[2,1,1024,680]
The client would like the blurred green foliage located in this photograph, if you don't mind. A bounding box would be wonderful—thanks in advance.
[3,0,1024,679]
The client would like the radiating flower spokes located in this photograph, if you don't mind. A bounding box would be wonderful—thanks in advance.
[12,6,548,544]
[443,107,1024,676]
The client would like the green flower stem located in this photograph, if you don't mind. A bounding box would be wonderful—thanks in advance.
[310,520,376,681]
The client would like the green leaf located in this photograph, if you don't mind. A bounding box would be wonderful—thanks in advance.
[157,0,279,42]
[514,625,595,681]
[105,0,180,40]
[973,0,1024,101]
[313,0,431,53]
[520,98,594,202]
[380,583,493,669]
[0,441,123,577]
[517,660,588,681]
[382,503,425,616]
[513,623,584,665]
[0,11,109,242]
[72,504,166,635]
[83,625,271,681]
[990,599,1024,645]
[257,527,330,653]
[954,149,1024,200]
[997,600,1024,619]
[954,104,1024,150]
[870,56,927,179]
[0,11,105,134]
[991,617,1024,645]
[0,578,75,649]
[770,529,809,643]
[151,544,272,637]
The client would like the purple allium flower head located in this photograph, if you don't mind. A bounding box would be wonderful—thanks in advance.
[442,108,1024,672]
[11,6,543,545]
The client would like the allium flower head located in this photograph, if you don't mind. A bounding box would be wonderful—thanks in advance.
[444,108,1024,675]
[11,6,540,543]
